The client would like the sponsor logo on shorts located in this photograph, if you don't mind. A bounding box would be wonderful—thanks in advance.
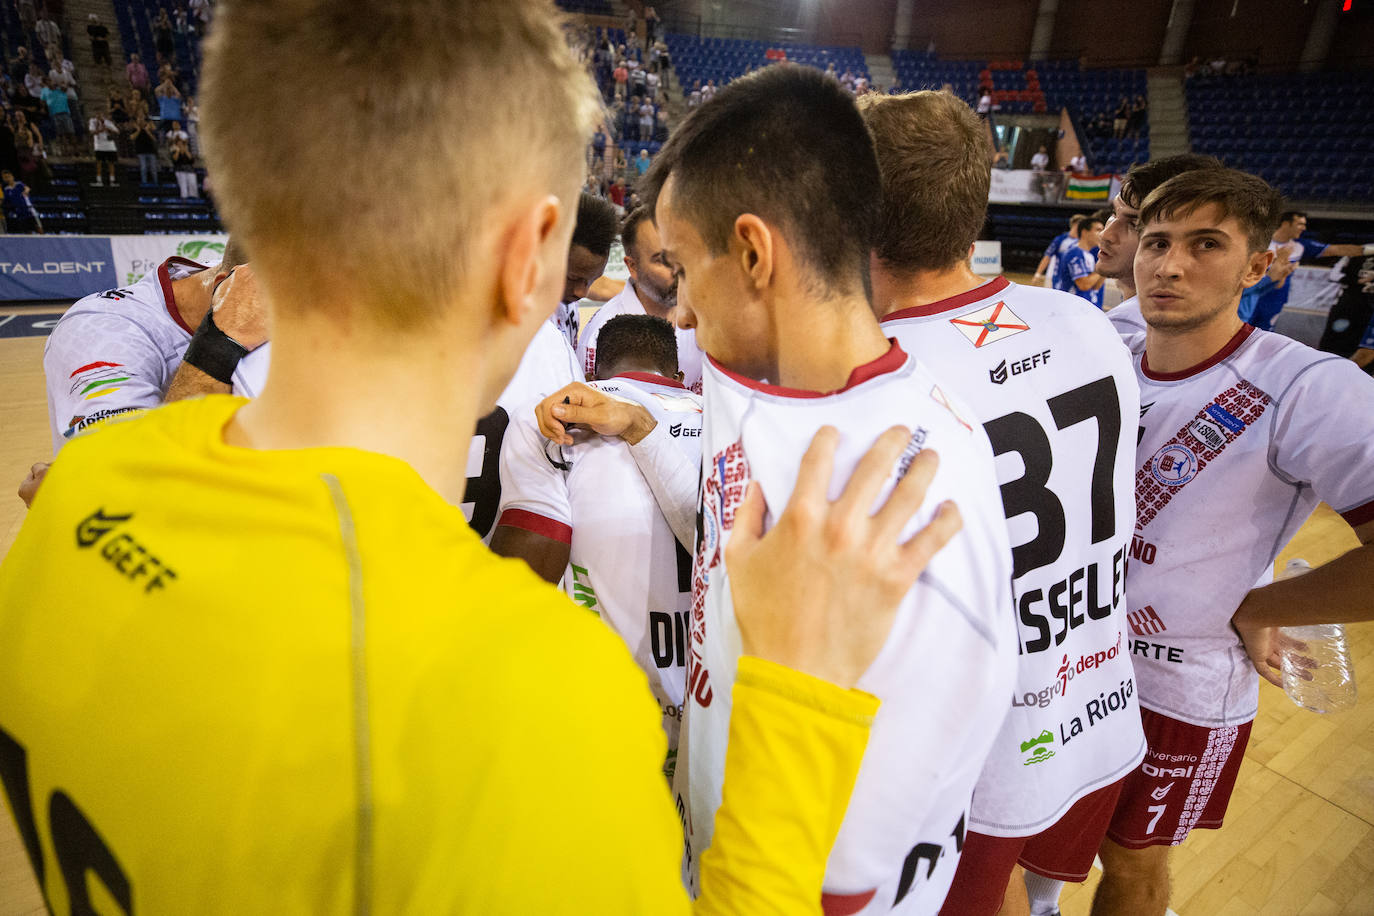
[1151,782,1175,801]
[569,563,598,613]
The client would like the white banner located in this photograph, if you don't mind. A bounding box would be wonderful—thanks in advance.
[971,240,1003,276]
[108,234,229,287]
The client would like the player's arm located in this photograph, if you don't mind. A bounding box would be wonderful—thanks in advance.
[1313,243,1373,259]
[1231,361,1374,682]
[535,382,700,548]
[43,314,167,452]
[489,404,574,584]
[165,265,268,402]
[588,275,624,301]
[1073,272,1105,291]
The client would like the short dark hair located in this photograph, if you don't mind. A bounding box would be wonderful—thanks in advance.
[572,192,619,258]
[1138,168,1283,254]
[1090,208,1112,225]
[620,206,652,258]
[593,314,678,379]
[641,64,880,298]
[1279,210,1306,224]
[857,90,991,273]
[1119,154,1224,209]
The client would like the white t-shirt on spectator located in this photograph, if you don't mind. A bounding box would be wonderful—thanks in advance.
[1031,151,1049,170]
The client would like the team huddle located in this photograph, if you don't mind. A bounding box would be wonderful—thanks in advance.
[3,1,1374,914]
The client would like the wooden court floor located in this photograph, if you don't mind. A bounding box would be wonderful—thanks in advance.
[0,295,1371,915]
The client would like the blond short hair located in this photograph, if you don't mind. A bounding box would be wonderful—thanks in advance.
[857,90,991,274]
[200,0,600,328]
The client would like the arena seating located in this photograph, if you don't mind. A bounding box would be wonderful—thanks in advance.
[1187,71,1374,203]
[112,0,203,97]
[556,0,614,15]
[891,53,1149,174]
[667,34,869,92]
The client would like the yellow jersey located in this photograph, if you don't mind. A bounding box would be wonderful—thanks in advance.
[0,395,877,914]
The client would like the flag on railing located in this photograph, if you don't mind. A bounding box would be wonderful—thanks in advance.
[1066,174,1113,200]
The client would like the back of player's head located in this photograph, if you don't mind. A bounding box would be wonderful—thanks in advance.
[856,90,991,274]
[1069,214,1086,231]
[641,64,880,299]
[1138,168,1283,254]
[200,0,600,329]
[620,206,653,259]
[1119,154,1224,209]
[573,192,620,258]
[1279,210,1306,225]
[593,314,678,380]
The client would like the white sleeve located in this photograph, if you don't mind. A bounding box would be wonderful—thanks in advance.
[1269,357,1374,526]
[43,313,169,453]
[576,309,600,381]
[628,418,701,549]
[495,405,574,544]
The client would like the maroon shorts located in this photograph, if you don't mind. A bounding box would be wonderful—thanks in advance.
[939,779,1125,916]
[1106,707,1252,849]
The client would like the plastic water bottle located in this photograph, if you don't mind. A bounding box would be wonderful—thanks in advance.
[1276,559,1358,713]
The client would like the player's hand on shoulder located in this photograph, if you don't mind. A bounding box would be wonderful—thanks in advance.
[535,382,657,446]
[17,461,50,509]
[726,426,962,689]
[211,264,268,350]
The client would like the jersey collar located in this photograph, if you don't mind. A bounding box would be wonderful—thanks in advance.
[881,275,1011,321]
[158,256,211,336]
[612,371,689,390]
[1141,323,1256,381]
[709,339,908,399]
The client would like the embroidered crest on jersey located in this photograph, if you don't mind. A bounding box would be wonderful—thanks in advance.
[68,360,132,401]
[1136,380,1271,529]
[689,440,750,710]
[949,301,1030,348]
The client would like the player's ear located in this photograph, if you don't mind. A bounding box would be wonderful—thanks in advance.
[1241,248,1274,289]
[497,194,563,327]
[734,213,773,292]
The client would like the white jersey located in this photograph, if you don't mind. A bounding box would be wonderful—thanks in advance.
[1106,295,1145,343]
[576,281,704,393]
[497,372,703,771]
[682,343,1017,913]
[43,257,208,453]
[552,302,580,352]
[232,321,580,544]
[1126,324,1374,727]
[880,277,1145,837]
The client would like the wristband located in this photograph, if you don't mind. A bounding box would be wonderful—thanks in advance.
[183,308,248,385]
[1364,244,1374,255]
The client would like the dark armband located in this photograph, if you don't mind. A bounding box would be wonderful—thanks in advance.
[183,308,248,384]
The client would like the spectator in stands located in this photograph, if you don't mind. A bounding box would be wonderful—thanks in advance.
[127,53,151,98]
[170,134,197,198]
[155,8,176,61]
[129,115,159,184]
[189,0,212,31]
[126,86,150,123]
[35,13,60,50]
[47,49,77,103]
[630,62,646,99]
[646,67,660,102]
[165,118,189,147]
[612,145,627,178]
[155,74,183,124]
[1112,96,1129,138]
[174,6,189,36]
[608,176,625,207]
[976,91,991,118]
[86,14,112,69]
[16,0,37,35]
[1128,94,1147,138]
[183,95,200,154]
[654,108,668,142]
[644,5,659,42]
[24,62,44,98]
[0,112,19,179]
[39,77,74,156]
[107,85,129,126]
[638,100,653,143]
[2,168,41,233]
[634,148,650,177]
[702,78,716,102]
[591,126,606,171]
[1031,145,1049,171]
[1069,152,1087,173]
[89,107,118,186]
[612,59,628,99]
[12,114,45,187]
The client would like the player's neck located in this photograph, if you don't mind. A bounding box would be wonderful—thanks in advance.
[171,270,215,329]
[629,280,669,320]
[1272,229,1295,244]
[1077,237,1093,251]
[870,262,984,317]
[224,315,481,505]
[1144,307,1244,375]
[773,292,891,391]
[1116,277,1137,299]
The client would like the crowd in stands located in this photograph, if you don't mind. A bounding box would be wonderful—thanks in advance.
[0,0,210,207]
